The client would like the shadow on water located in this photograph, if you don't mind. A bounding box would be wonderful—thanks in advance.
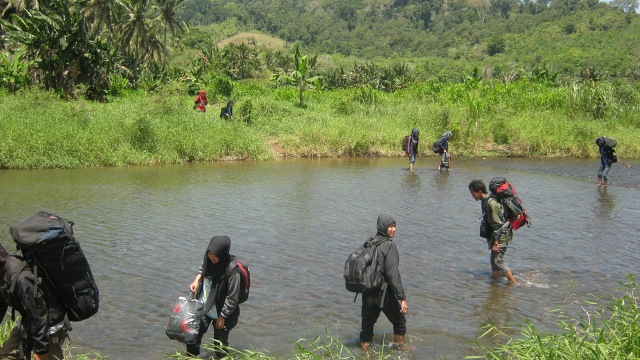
[0,157,638,359]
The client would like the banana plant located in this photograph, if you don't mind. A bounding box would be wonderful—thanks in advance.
[0,49,33,92]
[272,45,322,106]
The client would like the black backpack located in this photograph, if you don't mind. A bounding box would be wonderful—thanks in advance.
[431,140,442,153]
[488,177,531,231]
[401,135,411,154]
[344,237,388,299]
[10,211,100,322]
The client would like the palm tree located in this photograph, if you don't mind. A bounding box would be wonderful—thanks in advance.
[116,0,164,66]
[153,0,187,62]
[77,0,116,36]
[221,43,261,79]
[1,0,43,17]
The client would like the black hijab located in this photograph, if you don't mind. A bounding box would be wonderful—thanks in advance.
[376,214,396,238]
[201,235,231,279]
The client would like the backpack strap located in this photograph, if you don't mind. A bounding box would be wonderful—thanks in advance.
[9,261,27,294]
[196,258,239,318]
[483,197,506,225]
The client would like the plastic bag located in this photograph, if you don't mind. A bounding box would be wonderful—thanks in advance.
[166,292,204,344]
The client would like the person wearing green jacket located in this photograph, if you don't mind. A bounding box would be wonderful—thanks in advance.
[469,180,520,286]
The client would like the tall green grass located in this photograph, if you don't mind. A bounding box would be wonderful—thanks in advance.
[467,276,640,360]
[1,79,639,169]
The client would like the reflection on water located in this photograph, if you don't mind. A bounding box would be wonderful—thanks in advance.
[597,186,615,212]
[0,157,638,359]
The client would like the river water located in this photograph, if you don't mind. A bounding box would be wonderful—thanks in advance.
[0,157,638,359]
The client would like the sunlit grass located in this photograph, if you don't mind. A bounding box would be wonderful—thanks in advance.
[467,275,640,360]
[1,78,639,169]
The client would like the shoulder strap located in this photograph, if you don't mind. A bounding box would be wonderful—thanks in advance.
[226,257,239,277]
[367,236,389,247]
[483,197,506,223]
[9,261,28,294]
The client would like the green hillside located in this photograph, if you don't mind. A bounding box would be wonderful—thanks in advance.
[178,0,640,82]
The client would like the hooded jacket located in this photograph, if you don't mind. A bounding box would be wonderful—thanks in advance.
[194,90,208,111]
[437,131,452,154]
[371,215,406,302]
[0,245,50,355]
[596,137,615,165]
[196,236,241,319]
[409,128,420,155]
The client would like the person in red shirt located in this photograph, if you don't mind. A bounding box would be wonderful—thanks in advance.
[194,90,208,112]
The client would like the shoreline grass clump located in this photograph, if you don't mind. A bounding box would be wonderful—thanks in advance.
[468,275,639,360]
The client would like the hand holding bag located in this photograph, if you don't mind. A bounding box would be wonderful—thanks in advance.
[166,292,204,344]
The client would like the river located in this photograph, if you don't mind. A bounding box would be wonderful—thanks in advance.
[0,157,638,359]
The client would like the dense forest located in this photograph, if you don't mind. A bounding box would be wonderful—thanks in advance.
[177,0,640,81]
[0,0,639,101]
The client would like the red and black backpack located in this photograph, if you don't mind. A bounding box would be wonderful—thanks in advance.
[488,177,531,231]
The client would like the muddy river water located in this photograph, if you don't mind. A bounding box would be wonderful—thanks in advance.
[0,157,638,359]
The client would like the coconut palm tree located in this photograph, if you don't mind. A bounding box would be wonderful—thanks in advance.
[77,0,116,36]
[1,0,43,17]
[116,0,164,67]
[153,0,187,60]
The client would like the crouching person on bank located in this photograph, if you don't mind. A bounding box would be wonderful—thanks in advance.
[0,244,69,360]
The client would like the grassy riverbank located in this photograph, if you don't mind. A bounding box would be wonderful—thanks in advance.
[1,79,639,169]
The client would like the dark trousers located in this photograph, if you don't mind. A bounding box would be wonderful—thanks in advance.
[186,308,239,358]
[360,289,406,343]
[0,322,65,360]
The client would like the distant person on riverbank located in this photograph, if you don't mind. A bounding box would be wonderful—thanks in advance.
[0,244,68,360]
[596,136,617,187]
[408,128,419,172]
[220,100,233,120]
[360,214,408,351]
[194,90,208,112]
[187,236,241,358]
[433,131,452,170]
[468,180,520,287]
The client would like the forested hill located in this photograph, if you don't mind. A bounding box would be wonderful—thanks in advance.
[178,0,640,81]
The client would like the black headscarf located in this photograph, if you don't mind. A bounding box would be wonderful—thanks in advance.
[376,214,396,237]
[411,128,419,141]
[202,236,231,279]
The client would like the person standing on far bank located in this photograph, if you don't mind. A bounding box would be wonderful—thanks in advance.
[468,180,520,286]
[194,90,209,112]
[360,214,408,351]
[408,128,419,172]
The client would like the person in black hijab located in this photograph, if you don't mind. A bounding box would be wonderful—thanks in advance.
[360,214,408,351]
[408,128,420,172]
[187,236,241,358]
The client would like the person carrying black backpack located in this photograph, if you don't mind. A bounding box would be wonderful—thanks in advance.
[186,236,241,358]
[596,136,617,187]
[359,214,408,351]
[0,243,69,360]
